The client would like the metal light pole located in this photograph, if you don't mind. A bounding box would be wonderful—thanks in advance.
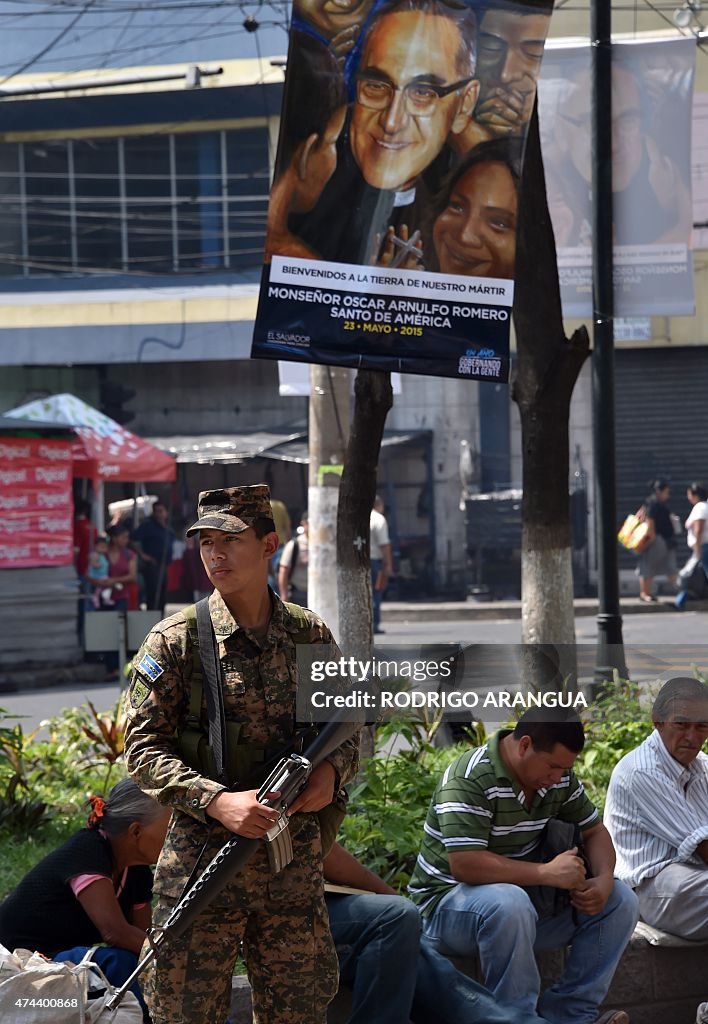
[591,0,627,689]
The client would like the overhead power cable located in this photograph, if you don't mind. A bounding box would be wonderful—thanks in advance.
[0,0,97,86]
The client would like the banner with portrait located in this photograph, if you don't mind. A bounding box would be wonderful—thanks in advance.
[252,0,553,381]
[538,37,695,319]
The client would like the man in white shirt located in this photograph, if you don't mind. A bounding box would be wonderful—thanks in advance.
[370,496,393,634]
[604,676,708,940]
[278,512,309,607]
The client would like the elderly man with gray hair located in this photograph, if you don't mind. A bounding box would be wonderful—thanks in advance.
[604,676,708,941]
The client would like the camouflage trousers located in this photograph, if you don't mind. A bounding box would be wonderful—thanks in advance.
[144,812,338,1024]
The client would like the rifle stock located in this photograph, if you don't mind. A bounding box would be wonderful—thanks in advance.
[104,714,360,1015]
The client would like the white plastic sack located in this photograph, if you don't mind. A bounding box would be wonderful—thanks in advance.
[0,945,143,1024]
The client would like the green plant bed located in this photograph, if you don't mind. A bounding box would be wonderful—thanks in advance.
[0,821,77,899]
[0,698,128,899]
[575,679,654,814]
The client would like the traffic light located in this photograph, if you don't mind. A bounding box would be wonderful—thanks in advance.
[99,379,136,425]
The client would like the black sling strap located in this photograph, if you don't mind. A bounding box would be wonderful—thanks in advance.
[195,596,228,786]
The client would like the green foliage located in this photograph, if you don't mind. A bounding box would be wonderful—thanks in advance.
[0,709,49,836]
[0,698,129,898]
[340,716,476,890]
[576,679,654,813]
[0,700,127,858]
[30,701,128,831]
[0,822,74,900]
[67,695,127,792]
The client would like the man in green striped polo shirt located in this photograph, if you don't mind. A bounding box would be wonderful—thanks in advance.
[408,709,638,1024]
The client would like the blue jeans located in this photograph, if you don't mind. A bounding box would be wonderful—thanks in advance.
[371,560,383,631]
[326,891,553,1024]
[54,945,148,1021]
[326,892,420,1024]
[414,934,554,1024]
[675,543,708,609]
[422,881,638,1024]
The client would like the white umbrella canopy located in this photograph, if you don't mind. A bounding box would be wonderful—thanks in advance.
[4,393,176,483]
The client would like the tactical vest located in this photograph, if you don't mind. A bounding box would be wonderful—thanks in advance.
[175,601,347,852]
[176,600,311,786]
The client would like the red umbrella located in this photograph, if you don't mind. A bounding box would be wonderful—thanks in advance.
[4,393,176,483]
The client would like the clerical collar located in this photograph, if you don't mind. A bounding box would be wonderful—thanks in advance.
[393,186,416,208]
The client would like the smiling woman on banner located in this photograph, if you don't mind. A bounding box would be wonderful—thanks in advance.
[430,137,520,277]
[380,138,520,276]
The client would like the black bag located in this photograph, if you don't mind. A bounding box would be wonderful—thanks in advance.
[522,820,589,920]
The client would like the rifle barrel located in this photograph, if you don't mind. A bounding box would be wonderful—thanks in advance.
[104,946,155,1014]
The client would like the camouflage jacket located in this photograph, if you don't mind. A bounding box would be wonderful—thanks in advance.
[123,589,359,822]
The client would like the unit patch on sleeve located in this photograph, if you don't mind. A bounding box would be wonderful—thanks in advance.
[130,678,152,709]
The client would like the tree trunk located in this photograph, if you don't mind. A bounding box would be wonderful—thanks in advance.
[512,101,590,692]
[337,369,393,758]
[337,369,393,657]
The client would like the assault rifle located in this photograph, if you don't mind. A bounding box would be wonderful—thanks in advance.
[103,714,360,1015]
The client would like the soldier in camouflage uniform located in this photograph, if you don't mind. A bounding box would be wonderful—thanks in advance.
[124,484,359,1024]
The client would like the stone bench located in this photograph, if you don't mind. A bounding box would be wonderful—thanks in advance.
[229,924,708,1023]
[580,923,708,1024]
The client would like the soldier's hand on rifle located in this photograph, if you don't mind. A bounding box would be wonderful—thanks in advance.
[207,789,281,838]
[287,761,336,815]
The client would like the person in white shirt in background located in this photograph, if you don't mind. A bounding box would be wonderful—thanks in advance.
[278,511,309,607]
[674,483,708,610]
[370,496,393,634]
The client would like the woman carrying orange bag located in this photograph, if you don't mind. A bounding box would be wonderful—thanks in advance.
[635,479,678,603]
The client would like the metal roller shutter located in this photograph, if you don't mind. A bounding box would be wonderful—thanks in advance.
[614,346,708,569]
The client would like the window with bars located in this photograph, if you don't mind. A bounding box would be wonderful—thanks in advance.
[0,126,270,277]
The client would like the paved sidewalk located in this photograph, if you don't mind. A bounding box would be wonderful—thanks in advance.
[381,595,708,622]
[1,595,705,695]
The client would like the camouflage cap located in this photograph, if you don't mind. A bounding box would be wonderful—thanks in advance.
[186,484,274,536]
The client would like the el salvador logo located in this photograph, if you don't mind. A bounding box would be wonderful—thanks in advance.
[137,653,164,683]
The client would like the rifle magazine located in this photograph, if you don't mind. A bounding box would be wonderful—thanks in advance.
[264,813,294,873]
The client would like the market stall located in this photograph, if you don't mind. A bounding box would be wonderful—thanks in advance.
[0,416,78,669]
[1,396,176,672]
